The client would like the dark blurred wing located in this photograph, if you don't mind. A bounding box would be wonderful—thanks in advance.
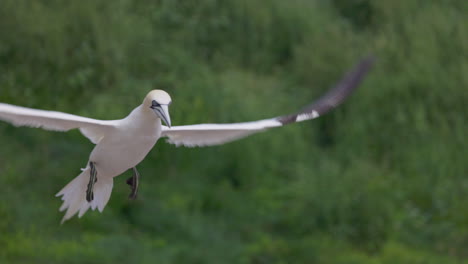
[277,56,375,125]
[161,56,375,147]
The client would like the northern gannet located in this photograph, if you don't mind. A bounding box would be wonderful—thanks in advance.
[0,57,374,223]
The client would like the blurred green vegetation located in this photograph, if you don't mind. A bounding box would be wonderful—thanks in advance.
[0,0,467,263]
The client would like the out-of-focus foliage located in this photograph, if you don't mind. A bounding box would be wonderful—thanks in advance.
[0,0,467,263]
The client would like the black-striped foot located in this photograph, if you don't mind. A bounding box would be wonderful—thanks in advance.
[126,167,140,200]
[86,161,98,202]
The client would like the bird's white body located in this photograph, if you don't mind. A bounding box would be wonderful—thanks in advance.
[90,105,162,177]
[55,105,164,222]
[0,57,374,223]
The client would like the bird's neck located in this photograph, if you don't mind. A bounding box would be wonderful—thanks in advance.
[125,104,161,127]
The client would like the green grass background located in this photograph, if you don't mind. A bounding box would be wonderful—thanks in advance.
[0,0,467,263]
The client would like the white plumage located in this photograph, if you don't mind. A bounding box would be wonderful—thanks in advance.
[0,57,374,223]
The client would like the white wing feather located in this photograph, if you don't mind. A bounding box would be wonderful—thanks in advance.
[161,119,282,147]
[0,103,116,143]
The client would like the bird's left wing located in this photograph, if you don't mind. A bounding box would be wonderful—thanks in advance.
[161,56,375,147]
[0,103,117,143]
[161,119,282,147]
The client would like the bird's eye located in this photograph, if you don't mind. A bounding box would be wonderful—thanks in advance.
[151,100,161,109]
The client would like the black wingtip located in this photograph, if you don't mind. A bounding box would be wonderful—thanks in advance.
[314,53,376,111]
[276,55,376,125]
[343,54,376,83]
[340,54,376,92]
[357,54,377,73]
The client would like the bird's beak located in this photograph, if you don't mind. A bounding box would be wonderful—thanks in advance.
[152,104,171,128]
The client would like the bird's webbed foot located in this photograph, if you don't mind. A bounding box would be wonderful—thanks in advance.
[126,167,140,200]
[86,161,98,202]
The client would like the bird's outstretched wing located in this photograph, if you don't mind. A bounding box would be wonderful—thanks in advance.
[0,104,116,143]
[161,56,375,147]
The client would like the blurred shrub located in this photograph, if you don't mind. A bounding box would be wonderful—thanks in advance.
[0,0,466,263]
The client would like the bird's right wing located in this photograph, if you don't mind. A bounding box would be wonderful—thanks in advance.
[161,56,375,147]
[0,103,117,144]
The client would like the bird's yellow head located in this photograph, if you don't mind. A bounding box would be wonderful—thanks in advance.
[144,90,172,127]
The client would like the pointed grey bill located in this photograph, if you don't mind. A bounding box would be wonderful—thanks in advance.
[277,56,375,125]
[152,104,171,127]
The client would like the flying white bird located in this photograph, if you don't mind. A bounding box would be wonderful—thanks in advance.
[0,57,374,223]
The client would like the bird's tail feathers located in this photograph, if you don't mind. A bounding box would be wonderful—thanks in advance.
[56,167,113,224]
